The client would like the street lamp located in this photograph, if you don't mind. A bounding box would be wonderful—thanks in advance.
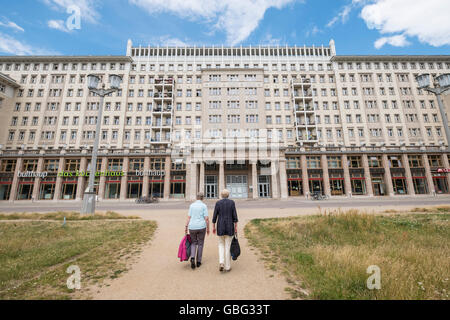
[81,74,123,214]
[416,73,450,151]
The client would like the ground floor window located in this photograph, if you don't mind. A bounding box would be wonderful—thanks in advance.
[351,179,366,195]
[433,176,449,194]
[61,178,77,200]
[413,177,428,194]
[105,178,121,199]
[17,178,34,200]
[39,177,56,200]
[0,178,12,200]
[392,178,407,195]
[127,176,143,199]
[330,172,345,195]
[150,181,164,198]
[371,174,386,196]
[288,179,302,196]
[205,175,218,199]
[258,175,271,198]
[170,175,186,198]
[309,178,323,195]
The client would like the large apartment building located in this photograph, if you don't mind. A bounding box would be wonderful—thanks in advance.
[0,40,449,202]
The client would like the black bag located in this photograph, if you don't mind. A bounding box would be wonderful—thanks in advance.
[230,234,241,261]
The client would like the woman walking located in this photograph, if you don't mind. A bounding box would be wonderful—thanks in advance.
[185,192,209,269]
[212,189,239,272]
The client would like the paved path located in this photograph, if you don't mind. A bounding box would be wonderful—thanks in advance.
[89,201,449,300]
[90,208,292,300]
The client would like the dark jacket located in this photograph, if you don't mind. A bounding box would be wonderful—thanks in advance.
[212,198,239,236]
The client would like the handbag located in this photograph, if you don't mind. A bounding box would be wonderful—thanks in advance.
[230,234,241,261]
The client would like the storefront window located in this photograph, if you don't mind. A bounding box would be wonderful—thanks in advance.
[39,177,56,200]
[61,177,77,199]
[127,176,143,198]
[170,175,186,198]
[17,178,34,200]
[0,178,13,200]
[287,174,302,196]
[105,176,121,199]
[433,175,449,194]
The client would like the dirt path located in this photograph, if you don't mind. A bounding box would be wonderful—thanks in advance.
[90,205,434,300]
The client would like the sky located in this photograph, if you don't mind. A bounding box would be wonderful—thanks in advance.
[0,0,449,56]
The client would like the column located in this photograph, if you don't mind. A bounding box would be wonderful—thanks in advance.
[189,161,198,201]
[53,157,65,201]
[441,154,450,190]
[251,160,258,199]
[9,157,23,201]
[97,157,107,200]
[271,160,279,199]
[321,154,331,197]
[32,157,44,201]
[219,160,225,195]
[279,159,288,199]
[382,154,394,196]
[199,161,205,194]
[120,157,129,200]
[142,157,150,197]
[301,155,309,199]
[342,154,352,197]
[423,154,436,195]
[76,157,87,200]
[163,156,171,200]
[402,154,415,195]
[362,154,374,196]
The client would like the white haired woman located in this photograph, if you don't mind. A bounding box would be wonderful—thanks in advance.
[185,192,210,269]
[212,189,238,272]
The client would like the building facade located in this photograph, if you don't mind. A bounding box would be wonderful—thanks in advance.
[0,40,450,202]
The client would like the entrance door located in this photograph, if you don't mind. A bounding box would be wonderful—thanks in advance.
[205,175,218,199]
[258,175,271,198]
[372,180,385,196]
[226,175,248,199]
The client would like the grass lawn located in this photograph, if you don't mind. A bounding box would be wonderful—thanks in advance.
[0,212,156,300]
[245,207,449,300]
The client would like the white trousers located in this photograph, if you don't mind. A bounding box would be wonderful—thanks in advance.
[218,235,233,271]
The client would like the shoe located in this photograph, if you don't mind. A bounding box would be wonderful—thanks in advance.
[219,264,224,272]
[196,262,202,268]
[190,258,196,269]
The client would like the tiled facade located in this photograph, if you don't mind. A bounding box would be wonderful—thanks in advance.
[0,40,449,202]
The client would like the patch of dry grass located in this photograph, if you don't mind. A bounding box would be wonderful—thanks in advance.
[245,208,449,300]
[0,219,157,299]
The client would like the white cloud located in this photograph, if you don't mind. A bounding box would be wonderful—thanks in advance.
[326,0,365,28]
[374,34,410,49]
[129,0,300,45]
[0,20,25,32]
[42,0,100,24]
[47,19,71,32]
[0,32,58,55]
[158,35,190,46]
[360,0,450,47]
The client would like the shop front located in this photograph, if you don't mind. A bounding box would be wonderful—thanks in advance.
[39,176,57,200]
[432,173,449,194]
[17,178,34,200]
[0,176,13,200]
[61,177,77,200]
[105,176,121,199]
[287,173,303,196]
[350,169,366,195]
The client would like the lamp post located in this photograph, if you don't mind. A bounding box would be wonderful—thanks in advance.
[81,74,122,214]
[416,73,450,151]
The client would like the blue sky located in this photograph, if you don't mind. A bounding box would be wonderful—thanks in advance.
[0,0,449,56]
